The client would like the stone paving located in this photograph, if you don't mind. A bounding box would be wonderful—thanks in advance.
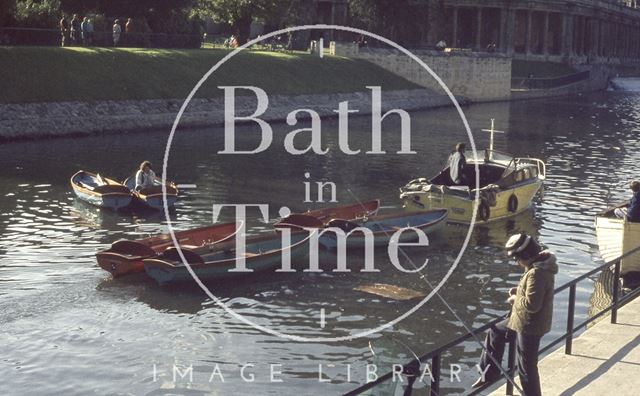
[487,296,640,395]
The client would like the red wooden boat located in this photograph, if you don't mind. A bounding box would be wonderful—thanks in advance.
[96,222,241,277]
[274,199,380,228]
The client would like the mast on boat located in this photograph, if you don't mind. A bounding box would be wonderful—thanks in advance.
[481,118,505,157]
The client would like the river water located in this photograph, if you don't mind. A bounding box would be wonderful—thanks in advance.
[1,91,639,395]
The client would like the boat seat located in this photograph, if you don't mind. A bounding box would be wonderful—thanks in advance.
[78,181,95,190]
[243,252,259,257]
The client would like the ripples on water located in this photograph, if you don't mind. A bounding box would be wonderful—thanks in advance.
[1,92,639,395]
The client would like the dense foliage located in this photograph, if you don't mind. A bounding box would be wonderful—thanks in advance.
[349,0,445,46]
[1,0,446,47]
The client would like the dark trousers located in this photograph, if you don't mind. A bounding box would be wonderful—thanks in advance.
[479,319,542,396]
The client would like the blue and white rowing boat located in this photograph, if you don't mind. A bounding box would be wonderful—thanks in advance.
[70,170,132,210]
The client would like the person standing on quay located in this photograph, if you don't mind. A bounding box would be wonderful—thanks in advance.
[472,233,558,396]
[113,19,122,47]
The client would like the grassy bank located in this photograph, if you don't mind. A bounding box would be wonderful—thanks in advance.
[0,46,419,104]
[512,59,577,78]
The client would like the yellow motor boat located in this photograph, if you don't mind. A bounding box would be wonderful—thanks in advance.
[399,121,546,224]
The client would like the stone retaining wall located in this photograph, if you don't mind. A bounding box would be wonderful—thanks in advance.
[0,89,463,140]
[331,43,512,102]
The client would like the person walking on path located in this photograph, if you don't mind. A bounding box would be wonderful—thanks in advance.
[81,17,88,45]
[59,16,69,47]
[70,14,80,45]
[472,233,558,396]
[86,18,94,46]
[113,19,122,47]
[125,18,133,46]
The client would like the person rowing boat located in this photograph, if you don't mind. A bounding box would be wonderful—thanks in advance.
[135,160,161,191]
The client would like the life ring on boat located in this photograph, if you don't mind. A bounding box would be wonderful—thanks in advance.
[508,194,519,213]
[478,200,490,222]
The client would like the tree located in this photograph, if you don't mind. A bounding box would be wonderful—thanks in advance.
[0,0,16,27]
[194,0,295,43]
[349,0,438,46]
[12,0,62,27]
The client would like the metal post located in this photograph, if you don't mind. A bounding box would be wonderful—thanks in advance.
[489,118,495,151]
[430,354,441,396]
[506,338,516,395]
[565,284,576,354]
[612,260,621,324]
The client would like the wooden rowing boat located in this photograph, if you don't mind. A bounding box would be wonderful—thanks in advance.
[274,199,380,228]
[320,209,448,248]
[143,230,312,284]
[123,176,178,210]
[96,222,240,277]
[595,202,640,280]
[70,170,132,210]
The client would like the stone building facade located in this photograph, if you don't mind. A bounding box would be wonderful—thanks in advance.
[311,1,638,65]
[441,0,640,64]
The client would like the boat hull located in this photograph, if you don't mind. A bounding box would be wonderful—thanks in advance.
[401,180,542,224]
[96,222,240,277]
[72,188,132,209]
[143,232,312,284]
[595,212,640,275]
[123,176,178,210]
[71,171,132,210]
[320,209,448,248]
[274,200,380,228]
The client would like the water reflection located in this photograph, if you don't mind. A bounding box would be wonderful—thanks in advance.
[1,91,640,394]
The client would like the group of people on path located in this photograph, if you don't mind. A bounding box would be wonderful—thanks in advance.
[59,15,134,47]
[59,14,93,46]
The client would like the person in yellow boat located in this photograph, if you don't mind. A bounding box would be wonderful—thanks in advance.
[449,142,467,185]
[135,161,160,191]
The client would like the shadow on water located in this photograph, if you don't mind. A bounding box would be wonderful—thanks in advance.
[443,207,541,249]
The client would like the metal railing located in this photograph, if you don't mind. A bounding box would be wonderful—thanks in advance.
[344,245,640,396]
[511,70,591,90]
